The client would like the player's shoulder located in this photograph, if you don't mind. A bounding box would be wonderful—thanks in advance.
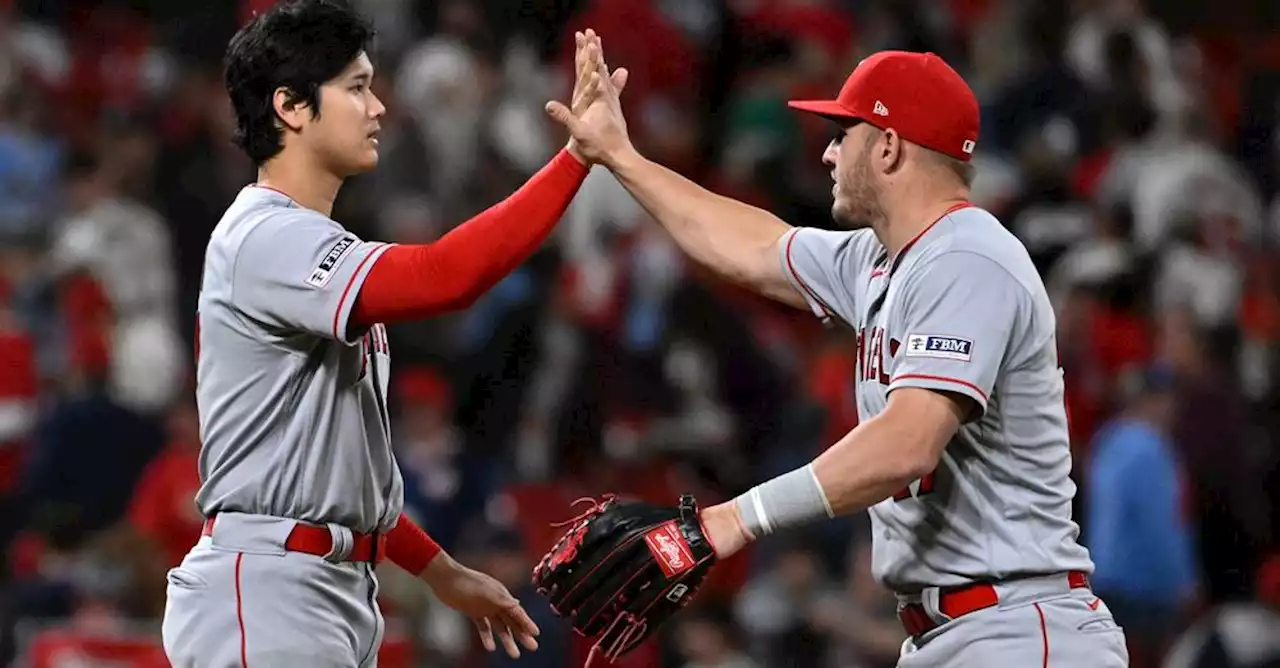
[916,206,1041,290]
[210,186,345,254]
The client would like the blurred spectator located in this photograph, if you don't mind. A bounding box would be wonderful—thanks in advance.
[808,540,901,668]
[395,366,495,554]
[395,0,501,217]
[1160,309,1269,603]
[1066,0,1190,131]
[734,536,837,666]
[124,396,203,572]
[1162,554,1280,668]
[1086,363,1199,667]
[674,604,759,668]
[0,82,61,240]
[46,146,184,415]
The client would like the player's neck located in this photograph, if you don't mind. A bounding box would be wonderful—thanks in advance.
[880,189,970,260]
[256,153,343,218]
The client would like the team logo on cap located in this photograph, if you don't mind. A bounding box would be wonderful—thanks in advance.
[873,100,889,116]
[962,139,976,154]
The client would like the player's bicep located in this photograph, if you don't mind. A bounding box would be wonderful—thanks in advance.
[232,215,392,343]
[775,227,868,321]
[887,252,1023,420]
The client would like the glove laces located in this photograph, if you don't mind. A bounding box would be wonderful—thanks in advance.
[585,612,648,667]
[550,494,617,528]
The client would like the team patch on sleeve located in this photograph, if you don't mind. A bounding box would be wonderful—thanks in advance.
[306,236,357,288]
[904,334,972,362]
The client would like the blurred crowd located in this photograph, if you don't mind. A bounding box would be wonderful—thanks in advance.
[1,0,1280,666]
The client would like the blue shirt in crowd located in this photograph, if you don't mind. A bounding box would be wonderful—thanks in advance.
[1086,418,1197,606]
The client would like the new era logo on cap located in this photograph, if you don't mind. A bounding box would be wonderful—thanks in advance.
[873,100,889,116]
[962,139,976,154]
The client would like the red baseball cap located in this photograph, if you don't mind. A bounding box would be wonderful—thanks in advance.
[788,50,980,162]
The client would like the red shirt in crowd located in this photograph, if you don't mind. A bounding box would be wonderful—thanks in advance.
[127,440,203,567]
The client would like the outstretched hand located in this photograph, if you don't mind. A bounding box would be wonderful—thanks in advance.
[548,29,633,167]
[421,553,540,659]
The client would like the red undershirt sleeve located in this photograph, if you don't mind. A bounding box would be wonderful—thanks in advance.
[350,149,588,329]
[385,514,443,575]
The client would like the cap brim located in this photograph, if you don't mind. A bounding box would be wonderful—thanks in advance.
[787,100,861,124]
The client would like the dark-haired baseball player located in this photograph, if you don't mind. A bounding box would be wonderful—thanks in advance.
[162,3,622,666]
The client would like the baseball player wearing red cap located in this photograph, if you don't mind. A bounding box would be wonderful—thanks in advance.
[161,4,628,666]
[547,32,1129,666]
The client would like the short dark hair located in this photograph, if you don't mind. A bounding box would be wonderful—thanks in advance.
[223,0,374,165]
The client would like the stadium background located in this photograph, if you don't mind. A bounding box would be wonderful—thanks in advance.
[2,0,1280,666]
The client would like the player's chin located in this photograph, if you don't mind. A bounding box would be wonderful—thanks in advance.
[349,150,380,174]
[831,205,869,230]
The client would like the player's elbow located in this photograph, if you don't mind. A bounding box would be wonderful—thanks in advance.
[901,446,942,482]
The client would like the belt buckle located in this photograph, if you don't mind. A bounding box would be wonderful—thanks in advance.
[322,523,355,563]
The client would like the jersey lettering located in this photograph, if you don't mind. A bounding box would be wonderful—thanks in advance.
[858,327,894,385]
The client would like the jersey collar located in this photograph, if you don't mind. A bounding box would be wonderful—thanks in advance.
[247,183,299,207]
[877,201,973,277]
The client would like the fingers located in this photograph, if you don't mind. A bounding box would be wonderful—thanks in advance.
[497,623,521,659]
[501,609,540,652]
[516,630,540,652]
[611,67,629,94]
[573,70,603,116]
[544,100,583,135]
[503,602,541,640]
[475,617,497,653]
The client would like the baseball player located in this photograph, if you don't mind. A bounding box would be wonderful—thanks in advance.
[546,33,1131,666]
[162,3,624,666]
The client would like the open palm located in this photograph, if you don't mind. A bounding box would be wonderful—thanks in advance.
[549,29,632,166]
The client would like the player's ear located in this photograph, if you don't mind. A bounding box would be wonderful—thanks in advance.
[273,87,312,132]
[879,129,905,175]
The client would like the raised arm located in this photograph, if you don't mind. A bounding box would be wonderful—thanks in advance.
[608,150,803,307]
[546,31,807,310]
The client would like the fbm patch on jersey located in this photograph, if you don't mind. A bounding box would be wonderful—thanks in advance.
[306,236,357,288]
[904,334,972,362]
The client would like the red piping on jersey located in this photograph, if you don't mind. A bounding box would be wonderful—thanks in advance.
[1034,602,1048,668]
[887,201,972,276]
[235,552,248,668]
[784,231,835,317]
[332,244,388,340]
[891,373,988,401]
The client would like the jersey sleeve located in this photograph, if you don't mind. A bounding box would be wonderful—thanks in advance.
[232,212,393,343]
[887,252,1025,418]
[777,227,870,323]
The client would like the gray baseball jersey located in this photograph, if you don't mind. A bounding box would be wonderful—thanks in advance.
[194,185,403,535]
[780,204,1093,592]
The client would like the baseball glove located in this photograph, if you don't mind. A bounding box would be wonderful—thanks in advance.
[532,493,717,665]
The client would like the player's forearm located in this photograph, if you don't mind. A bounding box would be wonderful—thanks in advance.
[385,514,444,576]
[607,147,799,303]
[351,149,588,326]
[810,409,943,514]
[705,392,956,557]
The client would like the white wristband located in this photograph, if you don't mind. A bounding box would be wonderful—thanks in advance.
[734,463,834,538]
